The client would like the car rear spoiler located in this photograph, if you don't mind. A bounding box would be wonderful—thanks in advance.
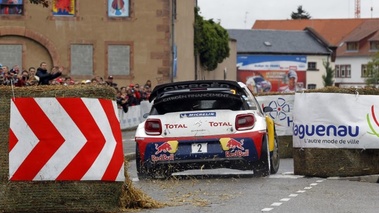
[149,80,242,102]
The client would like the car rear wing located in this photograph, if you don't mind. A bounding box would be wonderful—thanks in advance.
[149,80,243,102]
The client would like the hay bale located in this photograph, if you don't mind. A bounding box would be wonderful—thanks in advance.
[278,136,293,158]
[119,162,165,210]
[0,85,163,212]
[293,148,379,177]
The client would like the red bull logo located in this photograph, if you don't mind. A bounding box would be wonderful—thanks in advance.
[226,138,244,150]
[155,142,172,155]
[221,138,249,158]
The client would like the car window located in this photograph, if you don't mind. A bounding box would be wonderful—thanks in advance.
[240,86,261,112]
[151,94,244,115]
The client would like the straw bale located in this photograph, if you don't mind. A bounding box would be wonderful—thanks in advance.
[0,85,162,212]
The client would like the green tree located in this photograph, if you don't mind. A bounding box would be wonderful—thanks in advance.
[365,52,379,87]
[194,7,230,71]
[29,0,49,7]
[291,5,311,20]
[322,60,334,87]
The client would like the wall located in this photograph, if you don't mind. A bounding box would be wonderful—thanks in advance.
[173,0,196,82]
[306,55,331,89]
[200,39,237,81]
[335,56,370,88]
[0,0,197,88]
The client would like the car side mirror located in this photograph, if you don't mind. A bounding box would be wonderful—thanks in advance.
[263,106,273,113]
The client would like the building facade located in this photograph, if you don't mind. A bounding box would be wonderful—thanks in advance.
[228,29,332,92]
[253,18,379,88]
[0,0,199,87]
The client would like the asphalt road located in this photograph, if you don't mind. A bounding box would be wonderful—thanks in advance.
[122,129,379,212]
[121,129,379,183]
[122,129,137,160]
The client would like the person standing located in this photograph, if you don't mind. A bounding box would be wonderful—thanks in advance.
[106,75,118,88]
[27,67,39,86]
[36,62,62,85]
[15,70,30,87]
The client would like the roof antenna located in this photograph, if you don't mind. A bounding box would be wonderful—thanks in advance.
[371,0,373,18]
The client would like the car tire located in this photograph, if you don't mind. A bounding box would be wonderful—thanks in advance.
[255,135,270,177]
[270,132,280,174]
[135,145,150,180]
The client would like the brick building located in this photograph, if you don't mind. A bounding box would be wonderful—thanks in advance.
[0,0,237,88]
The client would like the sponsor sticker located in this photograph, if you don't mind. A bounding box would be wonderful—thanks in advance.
[180,112,216,118]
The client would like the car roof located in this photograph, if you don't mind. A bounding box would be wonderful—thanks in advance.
[149,80,244,102]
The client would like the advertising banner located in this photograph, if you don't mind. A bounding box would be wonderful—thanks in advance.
[256,95,295,136]
[293,93,379,149]
[237,55,307,92]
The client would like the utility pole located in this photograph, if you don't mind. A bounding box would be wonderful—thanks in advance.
[355,0,361,18]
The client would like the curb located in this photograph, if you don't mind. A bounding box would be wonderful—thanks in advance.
[328,174,379,183]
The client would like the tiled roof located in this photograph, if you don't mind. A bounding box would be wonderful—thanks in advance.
[337,19,379,57]
[343,19,379,42]
[227,29,331,55]
[368,31,379,41]
[252,19,378,46]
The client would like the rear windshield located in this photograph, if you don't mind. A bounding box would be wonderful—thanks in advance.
[151,93,244,115]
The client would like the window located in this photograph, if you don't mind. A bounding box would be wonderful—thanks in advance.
[52,0,75,16]
[346,65,351,77]
[335,65,340,78]
[108,0,129,17]
[107,45,130,76]
[0,0,23,15]
[308,62,317,70]
[362,64,378,77]
[0,44,22,67]
[70,44,93,75]
[370,41,379,51]
[346,42,359,51]
[361,64,368,77]
[335,65,351,78]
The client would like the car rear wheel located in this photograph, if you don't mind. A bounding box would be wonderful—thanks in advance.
[136,145,173,179]
[255,135,270,177]
[135,145,150,179]
[270,132,280,174]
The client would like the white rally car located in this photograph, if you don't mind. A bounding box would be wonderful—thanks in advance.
[135,80,279,178]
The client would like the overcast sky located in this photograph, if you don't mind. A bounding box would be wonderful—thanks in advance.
[197,0,379,29]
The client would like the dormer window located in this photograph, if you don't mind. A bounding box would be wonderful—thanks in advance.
[370,41,379,51]
[264,41,271,46]
[346,42,359,51]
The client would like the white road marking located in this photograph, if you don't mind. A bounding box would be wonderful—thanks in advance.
[269,174,304,179]
[262,179,326,212]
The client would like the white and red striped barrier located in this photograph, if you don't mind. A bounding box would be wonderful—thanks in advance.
[9,98,125,181]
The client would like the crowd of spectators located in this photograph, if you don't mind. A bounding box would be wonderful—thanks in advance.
[0,62,153,113]
[115,79,152,113]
